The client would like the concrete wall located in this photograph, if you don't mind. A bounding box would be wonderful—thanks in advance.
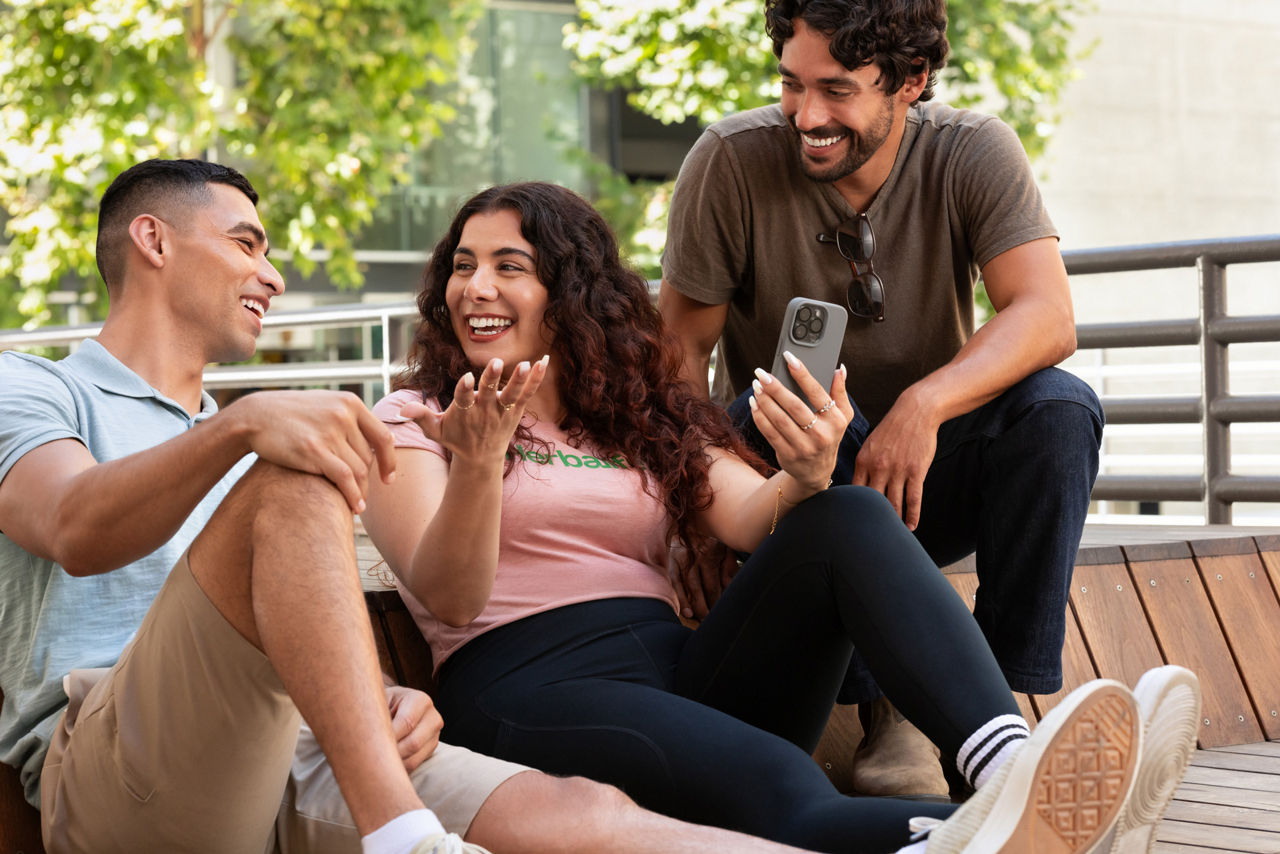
[1037,0,1280,522]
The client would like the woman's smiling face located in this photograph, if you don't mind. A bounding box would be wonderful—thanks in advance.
[445,207,555,376]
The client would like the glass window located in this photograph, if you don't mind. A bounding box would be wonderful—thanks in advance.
[358,1,585,254]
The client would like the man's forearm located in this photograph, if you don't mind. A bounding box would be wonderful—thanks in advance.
[682,349,714,399]
[657,280,728,401]
[45,412,251,576]
[904,294,1075,424]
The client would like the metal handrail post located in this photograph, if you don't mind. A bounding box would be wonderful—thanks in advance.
[380,311,393,399]
[1199,256,1231,523]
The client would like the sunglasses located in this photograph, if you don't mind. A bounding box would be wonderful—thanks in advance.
[817,212,885,322]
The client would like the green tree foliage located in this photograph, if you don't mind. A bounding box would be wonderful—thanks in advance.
[0,0,479,328]
[565,0,1089,159]
[565,0,1092,298]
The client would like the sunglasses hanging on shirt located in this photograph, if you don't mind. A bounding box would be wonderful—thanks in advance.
[817,212,885,322]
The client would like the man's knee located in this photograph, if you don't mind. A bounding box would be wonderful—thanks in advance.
[470,772,641,852]
[220,459,352,533]
[190,460,354,590]
[1008,368,1103,426]
[988,369,1103,455]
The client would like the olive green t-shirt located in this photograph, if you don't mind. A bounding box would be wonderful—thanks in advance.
[662,102,1056,426]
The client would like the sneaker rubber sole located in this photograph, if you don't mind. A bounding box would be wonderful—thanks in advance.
[927,679,1141,854]
[1089,665,1201,854]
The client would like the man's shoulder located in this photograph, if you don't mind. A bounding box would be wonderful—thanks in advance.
[704,104,790,143]
[909,101,1019,150]
[0,349,59,375]
[912,100,998,128]
[0,350,76,398]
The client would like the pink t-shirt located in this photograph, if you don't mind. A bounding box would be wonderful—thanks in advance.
[372,389,678,671]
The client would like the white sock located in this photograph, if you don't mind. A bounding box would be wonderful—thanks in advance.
[956,713,1030,790]
[360,809,447,854]
[893,841,930,854]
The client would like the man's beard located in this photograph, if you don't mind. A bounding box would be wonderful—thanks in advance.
[792,96,895,183]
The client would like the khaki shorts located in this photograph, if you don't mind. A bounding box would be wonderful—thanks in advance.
[40,551,526,854]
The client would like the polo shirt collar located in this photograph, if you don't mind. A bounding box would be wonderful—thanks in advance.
[65,339,219,421]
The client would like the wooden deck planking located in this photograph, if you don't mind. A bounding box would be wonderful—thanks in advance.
[1159,744,1280,851]
[1156,743,1280,853]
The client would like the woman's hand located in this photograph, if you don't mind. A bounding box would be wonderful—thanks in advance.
[748,352,853,494]
[399,356,548,464]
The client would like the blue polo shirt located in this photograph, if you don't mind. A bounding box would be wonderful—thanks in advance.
[0,340,251,805]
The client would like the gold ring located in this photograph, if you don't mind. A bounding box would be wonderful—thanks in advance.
[486,382,499,390]
[502,402,515,412]
[818,399,836,415]
[456,399,475,411]
[801,416,817,431]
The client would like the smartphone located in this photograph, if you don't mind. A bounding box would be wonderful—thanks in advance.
[769,297,848,399]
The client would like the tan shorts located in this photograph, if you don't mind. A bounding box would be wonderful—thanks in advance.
[40,552,526,854]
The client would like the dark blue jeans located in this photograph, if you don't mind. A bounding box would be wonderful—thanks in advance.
[728,366,1104,699]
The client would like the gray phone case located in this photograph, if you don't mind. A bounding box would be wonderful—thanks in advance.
[769,297,848,399]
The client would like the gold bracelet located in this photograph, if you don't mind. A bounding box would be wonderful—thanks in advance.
[770,486,783,535]
[771,479,834,534]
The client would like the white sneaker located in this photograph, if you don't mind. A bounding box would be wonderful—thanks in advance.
[921,679,1141,853]
[410,832,494,854]
[1088,666,1201,854]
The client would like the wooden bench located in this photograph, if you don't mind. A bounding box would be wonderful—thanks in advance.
[0,687,44,854]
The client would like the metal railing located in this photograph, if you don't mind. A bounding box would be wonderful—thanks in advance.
[1067,235,1280,522]
[3,235,1279,523]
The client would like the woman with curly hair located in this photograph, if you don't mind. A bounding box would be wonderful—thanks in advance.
[361,182,1150,854]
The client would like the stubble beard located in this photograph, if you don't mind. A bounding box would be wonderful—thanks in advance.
[794,95,895,184]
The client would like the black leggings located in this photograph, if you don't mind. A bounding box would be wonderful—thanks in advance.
[433,487,1021,854]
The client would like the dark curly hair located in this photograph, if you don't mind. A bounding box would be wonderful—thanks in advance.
[398,182,767,563]
[765,0,949,103]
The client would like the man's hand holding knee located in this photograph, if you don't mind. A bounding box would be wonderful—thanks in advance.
[223,390,397,513]
[385,684,443,773]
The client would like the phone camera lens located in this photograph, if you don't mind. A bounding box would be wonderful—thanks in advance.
[797,306,813,322]
[792,322,807,341]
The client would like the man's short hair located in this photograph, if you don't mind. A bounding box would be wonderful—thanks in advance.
[765,0,949,104]
[95,159,259,292]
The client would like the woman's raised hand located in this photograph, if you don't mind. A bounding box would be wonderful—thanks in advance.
[748,352,853,493]
[399,355,549,463]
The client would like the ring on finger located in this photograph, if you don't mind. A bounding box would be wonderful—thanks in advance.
[801,415,818,431]
[456,399,475,411]
[502,402,515,412]
[817,399,836,415]
[486,382,499,390]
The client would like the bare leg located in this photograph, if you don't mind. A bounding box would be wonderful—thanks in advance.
[188,460,421,835]
[466,772,816,854]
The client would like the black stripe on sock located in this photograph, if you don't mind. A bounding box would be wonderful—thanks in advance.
[967,732,1028,787]
[960,723,1026,778]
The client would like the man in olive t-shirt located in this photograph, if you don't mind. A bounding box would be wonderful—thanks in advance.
[659,0,1103,797]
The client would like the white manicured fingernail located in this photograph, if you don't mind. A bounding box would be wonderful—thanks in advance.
[748,395,758,411]
[752,379,764,396]
[753,367,773,384]
[463,372,475,390]
[838,363,847,376]
[492,358,504,375]
[783,350,800,367]
[540,354,550,366]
